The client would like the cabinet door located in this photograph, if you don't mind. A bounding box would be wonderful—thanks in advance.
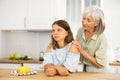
[77,64,83,72]
[0,0,26,29]
[24,63,44,70]
[0,63,20,69]
[27,0,57,30]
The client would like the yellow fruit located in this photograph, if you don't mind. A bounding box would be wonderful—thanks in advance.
[17,65,30,74]
[10,54,14,59]
[14,53,21,60]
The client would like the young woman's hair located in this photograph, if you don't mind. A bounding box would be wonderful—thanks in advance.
[83,6,105,34]
[51,20,74,49]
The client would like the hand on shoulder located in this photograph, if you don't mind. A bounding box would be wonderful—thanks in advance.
[69,43,79,54]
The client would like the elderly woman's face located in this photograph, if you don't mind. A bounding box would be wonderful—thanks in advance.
[82,16,98,32]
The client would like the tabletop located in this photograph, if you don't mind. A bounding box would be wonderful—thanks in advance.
[0,69,120,80]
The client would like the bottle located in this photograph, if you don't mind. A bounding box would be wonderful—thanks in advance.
[39,51,44,61]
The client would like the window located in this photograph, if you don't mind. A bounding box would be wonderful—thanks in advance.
[84,0,100,8]
[66,0,100,37]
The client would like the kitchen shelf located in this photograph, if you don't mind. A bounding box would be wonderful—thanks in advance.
[109,61,120,66]
[0,58,120,66]
[0,58,43,64]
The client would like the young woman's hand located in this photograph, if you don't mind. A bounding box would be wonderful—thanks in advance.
[44,64,57,77]
[55,66,69,76]
[45,66,57,77]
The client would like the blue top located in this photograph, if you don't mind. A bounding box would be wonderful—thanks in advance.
[43,43,80,72]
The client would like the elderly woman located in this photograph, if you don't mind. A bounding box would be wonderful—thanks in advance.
[72,6,108,72]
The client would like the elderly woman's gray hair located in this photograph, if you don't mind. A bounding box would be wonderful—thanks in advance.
[83,6,105,34]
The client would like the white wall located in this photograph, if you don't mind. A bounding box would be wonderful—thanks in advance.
[101,0,120,62]
[101,0,120,49]
[0,31,51,59]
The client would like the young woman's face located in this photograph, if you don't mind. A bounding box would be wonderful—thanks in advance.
[52,24,68,42]
[82,16,98,32]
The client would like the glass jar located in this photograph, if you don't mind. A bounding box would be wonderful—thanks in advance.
[39,51,44,61]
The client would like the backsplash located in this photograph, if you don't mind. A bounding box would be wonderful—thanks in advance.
[0,31,51,60]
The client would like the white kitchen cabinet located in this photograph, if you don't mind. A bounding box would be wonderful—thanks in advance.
[109,66,120,73]
[24,63,44,70]
[77,64,83,72]
[0,63,21,69]
[0,0,27,29]
[0,0,66,30]
[27,0,56,30]
[0,63,43,71]
[27,0,66,30]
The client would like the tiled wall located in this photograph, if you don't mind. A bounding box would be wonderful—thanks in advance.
[0,31,51,59]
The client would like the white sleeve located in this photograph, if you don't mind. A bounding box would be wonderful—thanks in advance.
[63,53,80,72]
[43,53,53,65]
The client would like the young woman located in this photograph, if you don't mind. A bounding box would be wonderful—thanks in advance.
[43,20,80,76]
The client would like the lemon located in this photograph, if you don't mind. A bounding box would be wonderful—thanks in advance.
[10,54,14,59]
[17,65,30,74]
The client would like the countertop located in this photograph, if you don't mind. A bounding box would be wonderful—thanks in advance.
[0,58,43,64]
[0,58,120,66]
[0,69,120,80]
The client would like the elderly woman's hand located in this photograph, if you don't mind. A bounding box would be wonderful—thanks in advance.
[72,40,83,52]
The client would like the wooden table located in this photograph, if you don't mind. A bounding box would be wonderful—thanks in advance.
[0,69,120,80]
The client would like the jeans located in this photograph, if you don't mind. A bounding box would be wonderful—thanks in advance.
[83,64,87,72]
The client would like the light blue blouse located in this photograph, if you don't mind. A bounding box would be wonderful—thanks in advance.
[43,43,80,72]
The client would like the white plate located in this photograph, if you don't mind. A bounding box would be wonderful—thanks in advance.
[11,70,37,76]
